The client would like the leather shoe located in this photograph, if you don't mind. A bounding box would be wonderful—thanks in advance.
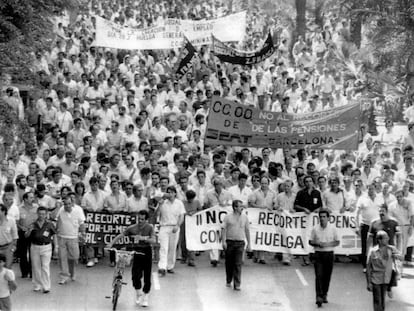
[167,269,175,274]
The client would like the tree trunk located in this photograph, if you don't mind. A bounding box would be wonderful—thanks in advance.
[350,1,362,48]
[314,0,324,29]
[295,0,307,41]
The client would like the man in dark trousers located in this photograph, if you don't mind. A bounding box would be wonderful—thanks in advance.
[222,200,250,291]
[107,210,155,308]
[309,209,339,307]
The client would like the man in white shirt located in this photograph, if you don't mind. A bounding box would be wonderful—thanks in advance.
[228,173,252,207]
[56,196,85,284]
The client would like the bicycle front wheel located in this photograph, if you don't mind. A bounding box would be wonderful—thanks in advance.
[112,281,122,311]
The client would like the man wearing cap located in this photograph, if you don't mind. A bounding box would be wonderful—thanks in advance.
[157,186,185,276]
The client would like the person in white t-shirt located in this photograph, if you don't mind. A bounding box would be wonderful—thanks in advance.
[0,253,17,311]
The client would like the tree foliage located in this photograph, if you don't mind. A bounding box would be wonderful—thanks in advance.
[0,0,78,82]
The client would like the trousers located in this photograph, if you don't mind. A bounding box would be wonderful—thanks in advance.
[158,226,179,270]
[225,240,245,287]
[314,251,334,301]
[17,230,31,277]
[30,244,52,290]
[131,248,152,293]
[372,283,387,311]
[360,224,370,268]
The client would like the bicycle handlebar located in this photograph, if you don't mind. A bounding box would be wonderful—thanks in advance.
[104,248,145,255]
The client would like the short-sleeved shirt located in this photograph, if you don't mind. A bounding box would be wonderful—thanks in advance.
[18,205,38,231]
[159,199,186,226]
[310,224,339,252]
[356,195,384,226]
[124,223,154,251]
[56,205,85,239]
[223,212,249,241]
[0,268,15,298]
[28,220,56,244]
[369,218,400,246]
[294,188,323,212]
[0,219,18,245]
[248,188,277,209]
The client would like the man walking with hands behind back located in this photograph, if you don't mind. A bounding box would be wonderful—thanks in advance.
[222,200,250,291]
[309,209,339,307]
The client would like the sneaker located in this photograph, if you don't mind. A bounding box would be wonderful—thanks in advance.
[86,260,95,267]
[141,294,149,307]
[135,289,143,305]
[33,286,42,292]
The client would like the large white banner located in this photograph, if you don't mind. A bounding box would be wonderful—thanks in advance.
[94,12,246,50]
[185,207,361,255]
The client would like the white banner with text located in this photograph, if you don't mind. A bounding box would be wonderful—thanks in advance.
[185,207,361,255]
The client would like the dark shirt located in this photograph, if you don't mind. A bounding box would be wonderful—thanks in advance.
[369,218,400,246]
[124,223,154,251]
[29,220,57,245]
[294,188,323,212]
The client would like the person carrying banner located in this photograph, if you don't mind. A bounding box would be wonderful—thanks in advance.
[222,200,250,291]
[107,210,155,307]
[309,208,339,307]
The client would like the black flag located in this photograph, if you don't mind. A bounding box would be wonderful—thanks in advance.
[212,32,276,65]
[174,37,197,80]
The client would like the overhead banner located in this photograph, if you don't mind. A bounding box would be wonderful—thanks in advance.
[84,211,139,246]
[185,207,361,255]
[204,96,360,150]
[212,32,276,65]
[174,37,197,80]
[94,12,246,50]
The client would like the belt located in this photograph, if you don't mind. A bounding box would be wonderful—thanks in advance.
[32,242,51,246]
[0,243,10,248]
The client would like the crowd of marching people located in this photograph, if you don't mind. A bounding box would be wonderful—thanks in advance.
[1,0,414,309]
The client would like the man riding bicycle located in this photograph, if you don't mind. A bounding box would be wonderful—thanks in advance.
[107,210,155,307]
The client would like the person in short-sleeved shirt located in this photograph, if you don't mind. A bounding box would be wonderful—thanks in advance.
[294,175,323,213]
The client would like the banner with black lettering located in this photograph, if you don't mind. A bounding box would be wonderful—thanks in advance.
[174,37,197,80]
[84,212,139,246]
[204,96,361,150]
[212,32,276,65]
[186,207,361,255]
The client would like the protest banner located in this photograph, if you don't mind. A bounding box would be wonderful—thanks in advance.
[94,12,246,50]
[174,37,197,80]
[186,207,361,255]
[212,32,276,65]
[84,211,139,246]
[204,96,361,150]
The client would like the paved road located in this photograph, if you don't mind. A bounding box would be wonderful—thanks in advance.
[12,252,414,311]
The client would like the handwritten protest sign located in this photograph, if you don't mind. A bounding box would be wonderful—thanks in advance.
[84,212,139,246]
[186,207,361,255]
[204,96,361,150]
[94,12,246,50]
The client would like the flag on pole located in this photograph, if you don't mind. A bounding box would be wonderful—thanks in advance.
[174,36,197,80]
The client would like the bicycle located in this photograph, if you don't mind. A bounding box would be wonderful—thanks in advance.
[104,248,144,311]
